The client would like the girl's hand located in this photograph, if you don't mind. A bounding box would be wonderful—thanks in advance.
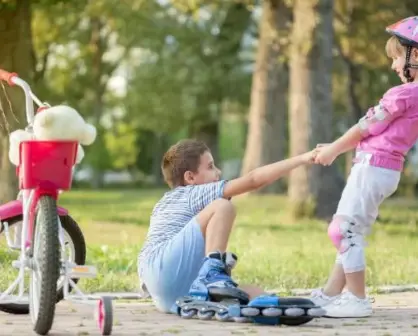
[315,145,339,166]
[316,143,331,148]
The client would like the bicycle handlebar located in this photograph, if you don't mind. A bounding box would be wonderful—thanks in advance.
[0,69,17,86]
[0,69,35,124]
[0,68,49,125]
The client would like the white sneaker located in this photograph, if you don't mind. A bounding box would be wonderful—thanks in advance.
[309,288,339,307]
[324,291,373,318]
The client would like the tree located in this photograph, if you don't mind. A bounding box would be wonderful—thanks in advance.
[288,0,345,219]
[34,0,159,187]
[241,0,290,194]
[126,1,253,170]
[187,2,253,161]
[0,1,35,203]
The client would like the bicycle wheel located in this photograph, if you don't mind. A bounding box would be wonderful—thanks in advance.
[29,195,60,335]
[0,215,86,315]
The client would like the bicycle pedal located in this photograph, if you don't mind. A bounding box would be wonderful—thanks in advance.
[67,265,98,278]
[12,260,32,269]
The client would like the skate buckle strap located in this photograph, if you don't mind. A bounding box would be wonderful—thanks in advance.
[223,252,238,270]
[207,280,237,289]
[207,251,238,267]
[207,251,223,260]
[207,251,238,276]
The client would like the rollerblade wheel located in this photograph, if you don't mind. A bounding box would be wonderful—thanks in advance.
[262,308,282,317]
[307,307,326,317]
[215,311,230,322]
[97,297,113,335]
[241,307,260,317]
[284,308,304,317]
[197,310,215,320]
[180,308,197,319]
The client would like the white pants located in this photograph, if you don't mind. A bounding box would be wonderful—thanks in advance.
[333,162,400,273]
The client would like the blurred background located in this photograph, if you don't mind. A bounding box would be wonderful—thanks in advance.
[1,0,418,293]
[1,0,418,218]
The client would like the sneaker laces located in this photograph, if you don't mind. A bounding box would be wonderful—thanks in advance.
[310,288,335,300]
[333,292,374,305]
[310,289,323,299]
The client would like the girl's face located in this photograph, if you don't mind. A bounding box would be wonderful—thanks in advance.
[391,55,408,83]
[390,49,418,83]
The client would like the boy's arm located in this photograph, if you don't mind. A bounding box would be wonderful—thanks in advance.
[223,153,311,199]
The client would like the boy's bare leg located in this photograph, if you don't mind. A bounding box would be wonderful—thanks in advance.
[196,198,236,254]
[189,199,272,303]
[196,199,267,299]
[323,263,346,297]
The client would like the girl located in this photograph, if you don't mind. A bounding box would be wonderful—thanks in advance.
[310,16,418,318]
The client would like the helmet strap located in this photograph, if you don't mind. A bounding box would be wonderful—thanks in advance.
[403,46,418,82]
[403,46,413,82]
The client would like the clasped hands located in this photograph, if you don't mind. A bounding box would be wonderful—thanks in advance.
[307,143,338,166]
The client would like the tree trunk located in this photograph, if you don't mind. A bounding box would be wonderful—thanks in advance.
[288,0,344,219]
[336,0,364,179]
[241,0,289,194]
[89,17,106,189]
[193,4,251,166]
[0,1,34,203]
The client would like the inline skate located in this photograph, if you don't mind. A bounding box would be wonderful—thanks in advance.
[175,251,325,325]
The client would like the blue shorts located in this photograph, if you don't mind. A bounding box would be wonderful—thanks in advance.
[140,217,205,313]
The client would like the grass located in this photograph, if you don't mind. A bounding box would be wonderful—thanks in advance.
[2,189,418,294]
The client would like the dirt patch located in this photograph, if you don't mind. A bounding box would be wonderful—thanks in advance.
[1,292,418,335]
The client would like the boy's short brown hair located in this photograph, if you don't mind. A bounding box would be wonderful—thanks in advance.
[162,139,209,188]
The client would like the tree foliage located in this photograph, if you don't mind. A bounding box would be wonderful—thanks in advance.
[1,0,416,201]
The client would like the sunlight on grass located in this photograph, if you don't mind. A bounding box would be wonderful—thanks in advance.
[2,189,418,293]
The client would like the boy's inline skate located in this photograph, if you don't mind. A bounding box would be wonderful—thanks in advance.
[175,251,325,325]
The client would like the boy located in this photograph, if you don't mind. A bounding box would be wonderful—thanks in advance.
[138,139,316,313]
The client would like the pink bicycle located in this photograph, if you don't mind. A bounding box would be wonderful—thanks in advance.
[0,69,113,335]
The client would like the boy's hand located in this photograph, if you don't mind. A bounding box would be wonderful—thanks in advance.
[315,144,339,166]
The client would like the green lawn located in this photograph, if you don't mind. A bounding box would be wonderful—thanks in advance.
[2,189,418,294]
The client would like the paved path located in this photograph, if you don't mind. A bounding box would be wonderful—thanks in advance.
[2,292,418,335]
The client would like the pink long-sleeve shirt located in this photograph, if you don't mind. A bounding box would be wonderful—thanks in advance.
[355,83,418,171]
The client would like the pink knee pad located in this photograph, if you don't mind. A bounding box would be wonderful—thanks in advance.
[328,216,354,253]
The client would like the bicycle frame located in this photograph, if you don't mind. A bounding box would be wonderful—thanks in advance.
[0,70,113,336]
[0,71,76,304]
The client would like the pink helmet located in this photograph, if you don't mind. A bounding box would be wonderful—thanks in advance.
[386,16,418,48]
[386,16,418,82]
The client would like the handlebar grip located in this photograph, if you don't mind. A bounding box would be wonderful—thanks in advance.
[0,69,17,86]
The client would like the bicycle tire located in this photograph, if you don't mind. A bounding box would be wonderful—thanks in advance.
[0,215,86,315]
[29,195,60,335]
